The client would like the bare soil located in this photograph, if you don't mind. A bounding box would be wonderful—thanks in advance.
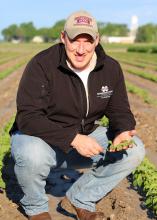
[0,68,157,220]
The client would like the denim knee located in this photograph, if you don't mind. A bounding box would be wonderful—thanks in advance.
[128,135,145,167]
[11,133,57,174]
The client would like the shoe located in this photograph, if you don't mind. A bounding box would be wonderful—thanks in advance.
[61,197,105,220]
[28,212,52,220]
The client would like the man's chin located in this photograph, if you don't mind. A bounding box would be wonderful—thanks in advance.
[72,62,89,71]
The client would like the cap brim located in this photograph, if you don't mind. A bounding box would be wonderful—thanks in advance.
[66,28,97,40]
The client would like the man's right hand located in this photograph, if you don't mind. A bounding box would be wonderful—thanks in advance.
[71,134,104,157]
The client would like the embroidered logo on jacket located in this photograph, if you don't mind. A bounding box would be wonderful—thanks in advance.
[97,86,113,99]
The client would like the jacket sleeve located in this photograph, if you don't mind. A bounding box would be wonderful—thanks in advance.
[16,57,77,152]
[104,63,136,138]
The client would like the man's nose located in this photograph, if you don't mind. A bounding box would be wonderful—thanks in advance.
[76,43,85,54]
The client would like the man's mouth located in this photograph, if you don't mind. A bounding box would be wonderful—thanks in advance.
[75,55,85,62]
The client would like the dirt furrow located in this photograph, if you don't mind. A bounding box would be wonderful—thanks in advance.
[0,54,30,72]
[128,93,157,167]
[0,66,24,128]
[124,71,157,100]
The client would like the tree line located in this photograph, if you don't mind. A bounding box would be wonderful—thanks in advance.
[1,20,157,42]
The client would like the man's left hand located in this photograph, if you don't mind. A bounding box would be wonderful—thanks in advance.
[109,130,136,152]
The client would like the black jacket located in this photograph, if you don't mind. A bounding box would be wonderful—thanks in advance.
[10,43,136,152]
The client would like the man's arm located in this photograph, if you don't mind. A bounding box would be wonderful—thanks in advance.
[104,63,136,139]
[16,57,77,152]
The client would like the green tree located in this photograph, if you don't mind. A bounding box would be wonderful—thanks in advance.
[19,22,37,41]
[2,24,19,41]
[36,28,50,42]
[50,20,65,39]
[2,22,37,42]
[98,22,128,36]
[136,23,157,42]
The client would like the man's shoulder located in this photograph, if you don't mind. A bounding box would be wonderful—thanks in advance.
[105,54,120,67]
[25,43,64,75]
[34,43,62,62]
[96,44,120,69]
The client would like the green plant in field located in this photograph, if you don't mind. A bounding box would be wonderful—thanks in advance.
[0,116,15,188]
[132,157,157,216]
[107,139,136,151]
[100,115,109,127]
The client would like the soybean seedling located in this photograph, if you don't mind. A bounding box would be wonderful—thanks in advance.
[107,139,136,152]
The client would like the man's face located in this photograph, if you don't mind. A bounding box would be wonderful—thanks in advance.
[61,32,99,70]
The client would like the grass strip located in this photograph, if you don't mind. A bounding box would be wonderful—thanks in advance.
[0,53,20,65]
[109,51,157,66]
[125,81,157,106]
[125,68,157,83]
[127,45,157,54]
[119,59,146,68]
[0,56,32,80]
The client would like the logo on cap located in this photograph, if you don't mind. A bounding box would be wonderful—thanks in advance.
[74,16,92,26]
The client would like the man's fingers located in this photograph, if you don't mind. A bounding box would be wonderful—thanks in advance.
[129,130,136,136]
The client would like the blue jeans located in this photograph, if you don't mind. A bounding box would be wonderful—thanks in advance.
[11,126,145,216]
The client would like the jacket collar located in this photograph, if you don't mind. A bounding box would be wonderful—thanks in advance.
[58,43,106,72]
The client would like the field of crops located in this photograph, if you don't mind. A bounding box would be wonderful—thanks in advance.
[0,42,157,220]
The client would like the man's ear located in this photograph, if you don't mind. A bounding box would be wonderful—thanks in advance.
[60,31,65,44]
[95,34,100,47]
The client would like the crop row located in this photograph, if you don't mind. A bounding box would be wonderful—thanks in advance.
[119,59,147,69]
[119,59,157,72]
[0,60,27,80]
[127,45,157,53]
[0,116,15,188]
[0,55,33,80]
[124,68,157,83]
[125,81,157,106]
[110,51,157,64]
[0,53,22,65]
[132,157,157,216]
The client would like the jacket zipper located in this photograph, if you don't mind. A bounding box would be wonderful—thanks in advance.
[81,118,85,133]
[77,77,88,133]
[70,70,92,133]
[79,72,92,133]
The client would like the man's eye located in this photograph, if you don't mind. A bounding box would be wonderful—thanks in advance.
[86,42,93,46]
[86,40,94,44]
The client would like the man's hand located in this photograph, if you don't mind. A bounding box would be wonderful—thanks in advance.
[71,134,104,157]
[109,130,136,152]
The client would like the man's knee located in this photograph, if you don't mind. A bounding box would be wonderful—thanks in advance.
[129,135,145,167]
[11,134,56,171]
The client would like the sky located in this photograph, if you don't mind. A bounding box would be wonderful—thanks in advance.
[0,0,157,39]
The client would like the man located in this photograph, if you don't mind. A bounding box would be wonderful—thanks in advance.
[10,10,145,220]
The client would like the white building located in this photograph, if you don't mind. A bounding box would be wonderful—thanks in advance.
[101,15,138,44]
[32,36,44,43]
